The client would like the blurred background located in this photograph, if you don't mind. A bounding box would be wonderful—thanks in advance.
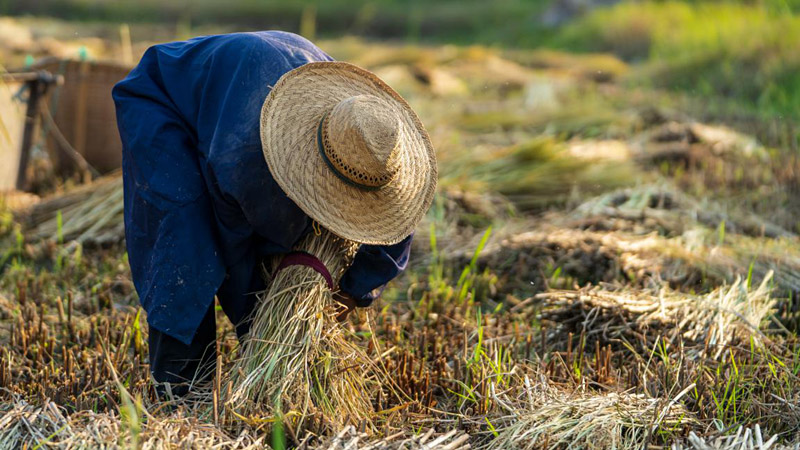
[3,0,800,117]
[0,0,798,232]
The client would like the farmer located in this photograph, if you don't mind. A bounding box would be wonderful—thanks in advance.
[112,31,437,395]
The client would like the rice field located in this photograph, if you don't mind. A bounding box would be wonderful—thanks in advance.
[2,11,800,449]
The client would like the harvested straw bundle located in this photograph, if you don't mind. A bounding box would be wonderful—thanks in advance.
[0,191,40,212]
[0,396,471,450]
[300,426,471,450]
[23,174,124,245]
[225,229,377,431]
[569,184,794,239]
[678,426,785,450]
[489,376,691,450]
[0,396,265,449]
[539,272,776,358]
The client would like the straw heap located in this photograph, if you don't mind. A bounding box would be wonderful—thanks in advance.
[224,229,377,431]
[539,272,776,358]
[23,174,124,245]
[488,375,692,450]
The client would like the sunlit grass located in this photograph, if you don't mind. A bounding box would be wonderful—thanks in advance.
[556,1,800,118]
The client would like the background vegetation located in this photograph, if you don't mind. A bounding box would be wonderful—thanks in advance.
[1,0,800,447]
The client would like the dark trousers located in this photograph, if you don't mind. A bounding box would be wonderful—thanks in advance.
[148,297,257,397]
[148,305,217,397]
[148,258,265,396]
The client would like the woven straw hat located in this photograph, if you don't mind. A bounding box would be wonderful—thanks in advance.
[260,62,437,245]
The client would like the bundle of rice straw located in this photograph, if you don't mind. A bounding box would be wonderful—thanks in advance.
[539,272,776,359]
[300,426,471,450]
[23,174,124,245]
[225,229,378,431]
[488,375,692,450]
[677,426,783,450]
[0,396,266,449]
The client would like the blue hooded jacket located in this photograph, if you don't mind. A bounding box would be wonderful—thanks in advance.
[113,31,412,345]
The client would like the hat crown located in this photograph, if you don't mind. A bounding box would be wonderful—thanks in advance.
[322,95,402,189]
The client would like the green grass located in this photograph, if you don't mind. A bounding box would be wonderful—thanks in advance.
[554,1,800,119]
[1,0,552,45]
[9,0,800,122]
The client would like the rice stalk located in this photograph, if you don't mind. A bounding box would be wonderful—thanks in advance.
[0,395,470,450]
[570,184,794,239]
[0,395,265,449]
[488,375,692,450]
[224,229,378,432]
[674,425,792,450]
[23,174,124,245]
[299,426,471,450]
[539,272,777,359]
[440,137,641,212]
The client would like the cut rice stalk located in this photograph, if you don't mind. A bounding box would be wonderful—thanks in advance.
[299,426,471,450]
[539,272,777,359]
[0,396,265,449]
[23,174,124,245]
[488,375,692,450]
[676,425,788,450]
[224,229,378,432]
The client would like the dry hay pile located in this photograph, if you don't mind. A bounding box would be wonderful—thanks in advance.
[0,395,471,450]
[567,184,794,239]
[452,227,709,296]
[0,396,265,449]
[441,137,641,213]
[633,121,769,171]
[224,230,379,433]
[488,375,691,450]
[566,186,800,296]
[715,234,800,296]
[23,174,124,246]
[0,191,41,212]
[538,273,776,357]
[447,219,799,303]
[677,426,790,450]
[300,427,470,450]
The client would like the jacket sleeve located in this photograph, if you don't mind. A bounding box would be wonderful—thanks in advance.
[338,233,413,307]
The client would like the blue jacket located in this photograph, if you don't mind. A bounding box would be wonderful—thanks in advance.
[113,31,412,345]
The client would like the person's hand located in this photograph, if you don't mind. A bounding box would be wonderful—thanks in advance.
[332,291,357,322]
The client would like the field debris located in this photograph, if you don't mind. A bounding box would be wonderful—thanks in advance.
[539,273,776,357]
[300,426,471,450]
[674,425,793,450]
[634,122,769,166]
[488,376,692,450]
[22,174,124,246]
[569,184,795,239]
[0,396,265,449]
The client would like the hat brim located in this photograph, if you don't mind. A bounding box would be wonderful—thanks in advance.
[260,62,437,246]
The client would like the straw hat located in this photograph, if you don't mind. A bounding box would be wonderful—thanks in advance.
[260,62,437,245]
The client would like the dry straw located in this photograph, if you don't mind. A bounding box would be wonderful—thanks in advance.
[0,396,265,449]
[488,375,691,450]
[0,395,471,450]
[224,229,379,432]
[23,174,124,245]
[539,272,776,359]
[675,425,788,450]
[299,426,471,450]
